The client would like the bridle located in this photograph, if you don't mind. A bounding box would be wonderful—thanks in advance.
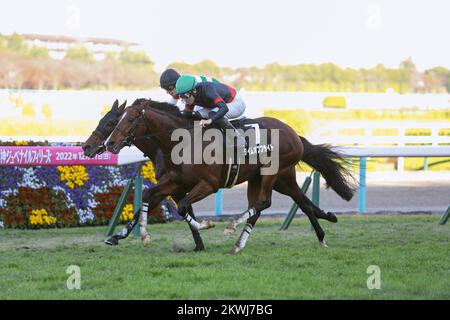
[112,101,201,150]
[88,115,120,155]
[114,104,151,148]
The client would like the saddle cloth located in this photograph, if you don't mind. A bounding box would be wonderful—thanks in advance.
[221,117,273,188]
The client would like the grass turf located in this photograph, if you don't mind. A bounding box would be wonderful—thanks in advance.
[0,215,448,299]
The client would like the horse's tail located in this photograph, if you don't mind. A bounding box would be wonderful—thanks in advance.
[299,136,357,201]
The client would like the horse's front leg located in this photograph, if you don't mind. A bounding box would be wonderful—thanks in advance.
[224,176,260,235]
[104,178,178,246]
[177,180,216,231]
[223,208,258,235]
[138,185,175,246]
[104,192,165,246]
[230,175,276,254]
[138,201,151,245]
[172,192,205,251]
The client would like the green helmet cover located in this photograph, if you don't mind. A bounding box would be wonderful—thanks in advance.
[176,75,198,94]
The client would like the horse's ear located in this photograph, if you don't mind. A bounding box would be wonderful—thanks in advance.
[112,99,119,110]
[119,100,127,111]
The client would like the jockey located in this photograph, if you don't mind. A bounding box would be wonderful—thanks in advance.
[175,75,246,147]
[160,68,220,116]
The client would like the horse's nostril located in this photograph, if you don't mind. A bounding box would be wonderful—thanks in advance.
[82,145,90,151]
[107,141,115,147]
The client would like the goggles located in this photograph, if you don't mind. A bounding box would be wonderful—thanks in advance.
[162,84,175,92]
[180,91,193,99]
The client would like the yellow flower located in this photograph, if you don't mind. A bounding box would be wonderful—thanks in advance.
[30,215,42,225]
[29,208,56,226]
[14,140,28,146]
[120,204,134,222]
[141,161,157,184]
[57,166,89,188]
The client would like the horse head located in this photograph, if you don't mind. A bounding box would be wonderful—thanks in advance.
[106,100,148,154]
[82,99,126,157]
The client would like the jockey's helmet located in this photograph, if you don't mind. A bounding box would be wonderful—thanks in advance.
[176,75,198,95]
[160,69,180,90]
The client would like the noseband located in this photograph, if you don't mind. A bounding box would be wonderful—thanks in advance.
[90,116,121,155]
[88,129,109,155]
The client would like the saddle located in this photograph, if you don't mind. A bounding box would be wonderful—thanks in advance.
[219,117,273,188]
[229,117,271,150]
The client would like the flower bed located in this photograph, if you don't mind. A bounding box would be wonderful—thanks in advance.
[0,141,178,229]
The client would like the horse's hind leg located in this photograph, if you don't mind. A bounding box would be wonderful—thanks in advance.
[273,169,328,246]
[275,168,337,223]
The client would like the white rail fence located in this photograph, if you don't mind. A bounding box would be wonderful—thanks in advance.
[214,146,450,215]
[323,146,450,213]
[310,121,450,171]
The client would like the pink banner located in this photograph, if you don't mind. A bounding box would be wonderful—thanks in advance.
[0,146,118,166]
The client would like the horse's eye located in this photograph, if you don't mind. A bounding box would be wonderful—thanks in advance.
[128,117,134,123]
[106,121,114,127]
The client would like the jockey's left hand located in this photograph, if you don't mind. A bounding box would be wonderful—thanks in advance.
[199,119,213,127]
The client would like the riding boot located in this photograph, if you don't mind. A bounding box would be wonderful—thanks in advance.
[216,117,246,148]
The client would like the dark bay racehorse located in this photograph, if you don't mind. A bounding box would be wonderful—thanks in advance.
[106,99,356,253]
[82,99,206,251]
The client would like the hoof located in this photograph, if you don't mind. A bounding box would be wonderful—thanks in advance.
[223,225,237,235]
[104,236,119,246]
[172,244,205,253]
[319,240,328,248]
[229,246,242,255]
[194,245,205,252]
[200,220,215,230]
[327,212,338,223]
[141,234,151,246]
[172,244,189,253]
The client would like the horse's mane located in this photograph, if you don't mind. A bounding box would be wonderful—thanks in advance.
[131,98,182,118]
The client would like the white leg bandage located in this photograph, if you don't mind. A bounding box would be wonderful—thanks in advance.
[235,208,257,225]
[139,203,149,227]
[225,208,257,234]
[184,214,202,230]
[139,203,149,237]
[234,223,253,253]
